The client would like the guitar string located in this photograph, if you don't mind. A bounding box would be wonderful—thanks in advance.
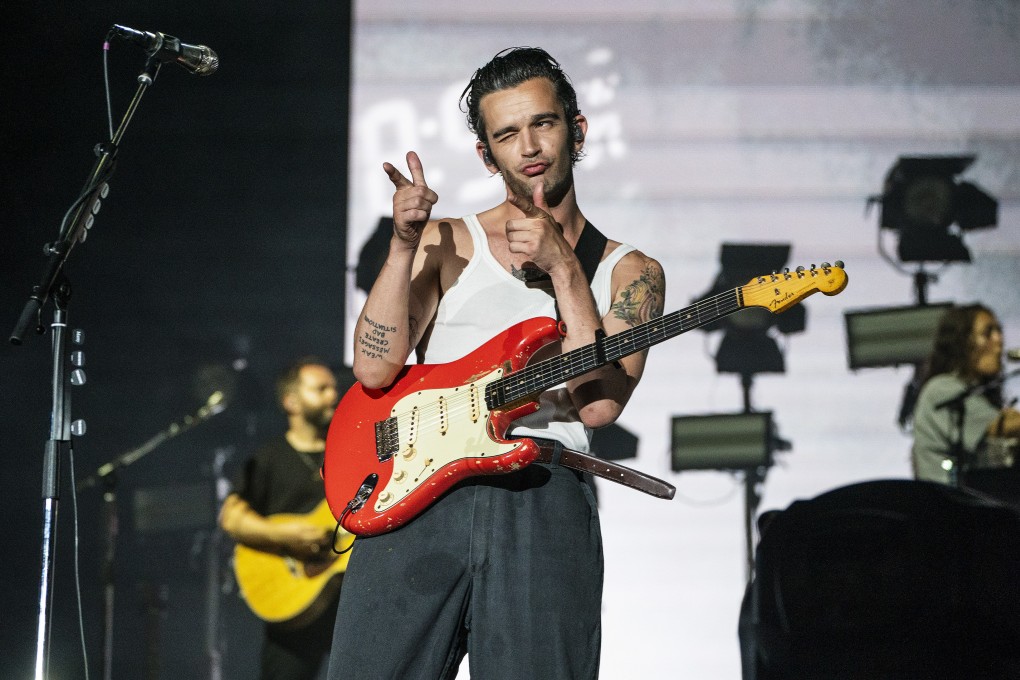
[393,279,754,434]
[496,269,832,404]
[496,289,742,403]
[388,292,736,437]
[388,271,832,435]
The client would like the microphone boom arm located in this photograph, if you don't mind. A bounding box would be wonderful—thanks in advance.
[10,56,159,344]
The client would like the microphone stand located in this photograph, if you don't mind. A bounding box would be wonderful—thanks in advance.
[9,55,162,680]
[77,390,226,680]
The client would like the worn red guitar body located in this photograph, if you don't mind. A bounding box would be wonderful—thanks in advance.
[323,317,560,536]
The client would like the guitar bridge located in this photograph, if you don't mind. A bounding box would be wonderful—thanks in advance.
[375,417,399,462]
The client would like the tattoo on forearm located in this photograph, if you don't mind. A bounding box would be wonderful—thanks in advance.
[359,315,395,359]
[611,263,665,327]
[408,317,419,347]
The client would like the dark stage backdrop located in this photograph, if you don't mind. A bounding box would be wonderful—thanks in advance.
[1,3,351,678]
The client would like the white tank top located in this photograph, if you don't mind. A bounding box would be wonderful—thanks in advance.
[422,214,635,452]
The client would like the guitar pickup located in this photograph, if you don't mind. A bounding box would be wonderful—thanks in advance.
[375,417,400,462]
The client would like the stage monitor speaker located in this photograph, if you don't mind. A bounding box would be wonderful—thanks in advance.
[671,412,772,472]
[740,479,1020,680]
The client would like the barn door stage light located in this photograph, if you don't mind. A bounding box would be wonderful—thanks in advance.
[696,243,806,405]
[875,155,998,305]
[880,155,997,264]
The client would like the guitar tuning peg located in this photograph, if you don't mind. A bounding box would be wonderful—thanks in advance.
[783,267,790,274]
[835,260,844,268]
[795,265,805,272]
[810,263,816,270]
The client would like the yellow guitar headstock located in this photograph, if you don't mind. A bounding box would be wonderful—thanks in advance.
[740,261,848,314]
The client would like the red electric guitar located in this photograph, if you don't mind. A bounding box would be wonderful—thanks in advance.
[324,262,848,536]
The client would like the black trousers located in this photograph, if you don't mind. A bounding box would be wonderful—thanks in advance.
[327,463,603,680]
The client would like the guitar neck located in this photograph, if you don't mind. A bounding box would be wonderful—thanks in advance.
[486,287,743,409]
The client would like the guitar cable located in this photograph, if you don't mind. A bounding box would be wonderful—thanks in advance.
[330,519,354,555]
[329,473,378,553]
[330,497,361,556]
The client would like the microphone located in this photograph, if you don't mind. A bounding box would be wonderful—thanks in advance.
[108,24,218,75]
[1008,348,1020,362]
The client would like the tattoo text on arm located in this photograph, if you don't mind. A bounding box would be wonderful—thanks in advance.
[611,262,665,327]
[359,315,395,359]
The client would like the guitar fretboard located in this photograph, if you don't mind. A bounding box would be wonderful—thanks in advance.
[485,286,744,409]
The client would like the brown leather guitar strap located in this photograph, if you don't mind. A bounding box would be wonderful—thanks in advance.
[534,440,676,500]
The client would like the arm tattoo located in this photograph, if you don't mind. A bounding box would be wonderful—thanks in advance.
[359,315,395,359]
[611,262,665,327]
[408,317,420,347]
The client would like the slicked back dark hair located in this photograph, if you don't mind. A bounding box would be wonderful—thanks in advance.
[460,47,583,165]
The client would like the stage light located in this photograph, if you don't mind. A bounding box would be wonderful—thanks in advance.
[843,302,953,370]
[671,410,789,581]
[696,243,806,384]
[670,412,774,472]
[691,244,806,579]
[879,155,998,264]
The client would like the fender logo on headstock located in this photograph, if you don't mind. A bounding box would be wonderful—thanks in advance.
[769,291,796,310]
